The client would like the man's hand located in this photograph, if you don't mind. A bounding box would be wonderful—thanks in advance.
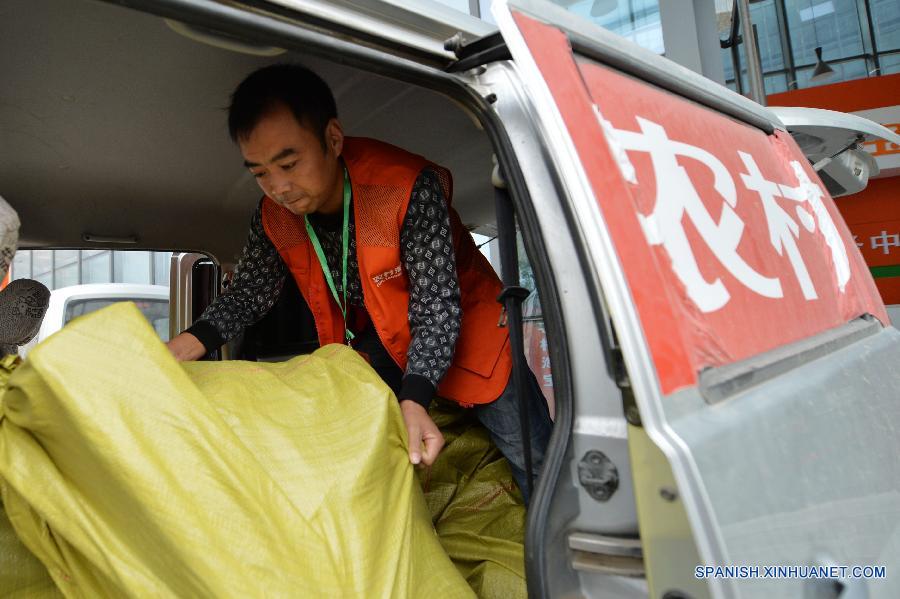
[399,400,444,466]
[165,332,206,362]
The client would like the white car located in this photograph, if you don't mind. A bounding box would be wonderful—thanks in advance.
[20,284,170,357]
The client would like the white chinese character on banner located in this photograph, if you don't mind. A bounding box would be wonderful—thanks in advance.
[739,155,848,298]
[871,231,900,255]
[786,161,850,293]
[608,117,783,312]
[598,113,853,311]
[853,235,864,248]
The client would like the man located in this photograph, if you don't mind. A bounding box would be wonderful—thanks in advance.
[166,64,552,502]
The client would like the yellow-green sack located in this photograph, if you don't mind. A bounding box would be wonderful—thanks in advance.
[419,400,527,599]
[0,303,472,598]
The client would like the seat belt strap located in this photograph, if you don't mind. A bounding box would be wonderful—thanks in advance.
[494,182,535,499]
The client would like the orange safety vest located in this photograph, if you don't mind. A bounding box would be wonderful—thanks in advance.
[261,137,512,406]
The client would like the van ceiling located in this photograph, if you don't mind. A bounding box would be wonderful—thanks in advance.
[0,0,496,265]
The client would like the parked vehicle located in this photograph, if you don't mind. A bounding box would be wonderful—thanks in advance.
[19,284,170,357]
[3,0,899,597]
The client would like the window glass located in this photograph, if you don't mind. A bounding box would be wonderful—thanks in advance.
[54,249,79,267]
[752,0,785,72]
[516,232,554,416]
[735,41,749,91]
[549,0,665,54]
[55,262,79,288]
[11,250,31,280]
[32,250,53,282]
[113,251,151,284]
[785,0,864,67]
[52,249,80,288]
[471,233,493,263]
[721,47,736,82]
[764,71,789,94]
[34,272,52,288]
[153,252,172,286]
[794,57,867,86]
[718,0,736,41]
[870,0,900,52]
[880,52,900,75]
[64,297,169,341]
[83,252,112,284]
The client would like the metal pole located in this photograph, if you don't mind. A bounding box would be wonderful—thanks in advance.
[859,0,881,75]
[774,0,797,88]
[737,0,767,105]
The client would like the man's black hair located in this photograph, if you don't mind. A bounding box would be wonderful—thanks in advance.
[228,64,337,148]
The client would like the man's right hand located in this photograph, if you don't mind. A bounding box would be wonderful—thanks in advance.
[165,332,206,362]
[399,399,444,466]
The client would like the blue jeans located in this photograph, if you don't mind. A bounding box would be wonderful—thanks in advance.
[473,369,553,505]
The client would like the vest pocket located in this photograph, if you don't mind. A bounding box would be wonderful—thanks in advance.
[451,299,507,378]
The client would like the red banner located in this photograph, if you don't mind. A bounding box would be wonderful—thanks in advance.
[514,12,886,394]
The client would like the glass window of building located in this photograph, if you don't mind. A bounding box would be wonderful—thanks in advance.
[870,0,900,52]
[723,0,898,92]
[82,250,112,284]
[795,56,868,86]
[32,250,53,288]
[54,250,80,289]
[881,52,900,75]
[754,0,786,72]
[785,0,865,67]
[153,252,172,286]
[113,251,151,284]
[11,250,31,280]
[549,0,665,54]
[8,249,174,290]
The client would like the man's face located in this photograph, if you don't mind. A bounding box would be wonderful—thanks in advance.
[240,103,343,216]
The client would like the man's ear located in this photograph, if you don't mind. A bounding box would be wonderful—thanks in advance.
[325,118,344,157]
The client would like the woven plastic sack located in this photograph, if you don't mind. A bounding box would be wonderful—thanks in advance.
[0,303,472,598]
[0,353,61,599]
[419,400,527,599]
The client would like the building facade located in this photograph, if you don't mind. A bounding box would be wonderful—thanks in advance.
[10,250,172,290]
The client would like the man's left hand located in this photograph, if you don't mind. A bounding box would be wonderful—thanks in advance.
[399,400,444,466]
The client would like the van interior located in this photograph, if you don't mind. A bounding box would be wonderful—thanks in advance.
[2,0,508,355]
[1,0,572,593]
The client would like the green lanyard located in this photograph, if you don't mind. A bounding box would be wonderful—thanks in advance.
[305,167,355,344]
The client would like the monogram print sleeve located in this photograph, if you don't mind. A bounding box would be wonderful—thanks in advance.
[399,169,462,402]
[186,202,286,351]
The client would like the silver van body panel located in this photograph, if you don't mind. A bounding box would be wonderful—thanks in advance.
[261,0,495,60]
[666,324,900,599]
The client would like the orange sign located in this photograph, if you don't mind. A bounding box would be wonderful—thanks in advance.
[862,122,900,157]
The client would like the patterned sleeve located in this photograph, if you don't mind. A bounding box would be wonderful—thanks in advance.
[184,202,286,352]
[397,168,462,407]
